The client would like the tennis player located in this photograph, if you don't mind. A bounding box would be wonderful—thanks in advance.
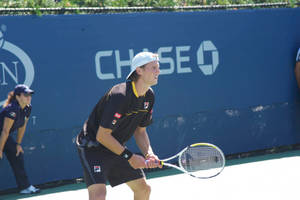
[295,48,300,89]
[76,52,161,200]
[0,84,40,194]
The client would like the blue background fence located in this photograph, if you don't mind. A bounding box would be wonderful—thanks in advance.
[0,8,300,190]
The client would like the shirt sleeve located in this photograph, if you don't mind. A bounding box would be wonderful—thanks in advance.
[296,48,300,62]
[99,93,126,130]
[3,106,17,120]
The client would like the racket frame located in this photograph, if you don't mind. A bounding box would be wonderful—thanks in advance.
[160,143,226,179]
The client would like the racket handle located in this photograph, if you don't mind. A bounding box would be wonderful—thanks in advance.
[145,160,164,166]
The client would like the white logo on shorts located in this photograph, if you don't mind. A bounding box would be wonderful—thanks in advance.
[94,165,101,173]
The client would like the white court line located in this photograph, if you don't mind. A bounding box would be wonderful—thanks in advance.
[17,156,300,200]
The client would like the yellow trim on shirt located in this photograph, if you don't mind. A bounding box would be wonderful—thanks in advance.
[138,110,148,112]
[126,110,148,116]
[131,81,139,98]
[131,81,146,98]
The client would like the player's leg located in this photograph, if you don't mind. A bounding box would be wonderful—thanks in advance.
[126,177,151,200]
[77,146,107,200]
[106,154,148,199]
[4,136,30,190]
[87,184,107,200]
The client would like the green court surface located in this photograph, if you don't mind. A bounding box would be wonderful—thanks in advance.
[1,150,300,200]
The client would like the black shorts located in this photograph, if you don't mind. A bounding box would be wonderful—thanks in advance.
[77,145,145,187]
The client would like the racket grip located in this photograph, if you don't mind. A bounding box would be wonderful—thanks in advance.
[145,160,164,166]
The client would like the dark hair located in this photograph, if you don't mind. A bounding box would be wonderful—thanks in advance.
[3,91,16,108]
[128,64,145,82]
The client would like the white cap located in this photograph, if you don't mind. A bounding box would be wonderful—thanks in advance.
[126,52,159,80]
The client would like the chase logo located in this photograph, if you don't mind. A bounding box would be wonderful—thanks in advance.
[95,40,220,80]
[197,41,219,75]
[0,25,35,106]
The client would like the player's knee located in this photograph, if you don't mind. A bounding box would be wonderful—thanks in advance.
[88,187,106,200]
[146,184,151,195]
[139,183,151,196]
[89,193,106,200]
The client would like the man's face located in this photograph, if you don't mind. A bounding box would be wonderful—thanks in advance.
[138,61,160,86]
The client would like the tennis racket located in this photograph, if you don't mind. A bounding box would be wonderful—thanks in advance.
[160,143,225,179]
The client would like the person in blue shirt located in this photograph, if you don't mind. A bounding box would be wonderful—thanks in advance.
[0,84,40,194]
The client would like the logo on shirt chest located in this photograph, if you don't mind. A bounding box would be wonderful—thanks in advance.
[9,112,16,118]
[144,102,149,109]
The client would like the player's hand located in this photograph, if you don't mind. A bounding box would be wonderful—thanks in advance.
[145,153,162,168]
[16,144,24,157]
[128,154,147,169]
[0,151,3,159]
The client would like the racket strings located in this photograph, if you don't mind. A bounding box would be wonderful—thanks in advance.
[179,146,224,172]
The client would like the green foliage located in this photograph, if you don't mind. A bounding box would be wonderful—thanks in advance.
[0,0,295,8]
[0,0,297,14]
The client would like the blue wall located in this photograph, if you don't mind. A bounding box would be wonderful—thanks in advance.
[1,8,300,190]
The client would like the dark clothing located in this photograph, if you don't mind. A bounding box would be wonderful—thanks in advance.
[0,100,32,134]
[0,100,32,190]
[4,136,30,190]
[76,80,154,187]
[77,145,144,187]
[78,81,154,151]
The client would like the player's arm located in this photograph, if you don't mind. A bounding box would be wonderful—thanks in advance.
[15,117,30,156]
[295,61,300,90]
[96,126,147,169]
[16,117,29,145]
[96,126,124,155]
[0,117,14,159]
[134,126,154,157]
[134,126,161,168]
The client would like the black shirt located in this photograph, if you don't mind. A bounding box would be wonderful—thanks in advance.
[0,100,32,134]
[80,81,154,148]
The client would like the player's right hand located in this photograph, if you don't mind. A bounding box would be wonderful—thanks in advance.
[0,151,3,159]
[128,154,147,169]
[145,154,162,169]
